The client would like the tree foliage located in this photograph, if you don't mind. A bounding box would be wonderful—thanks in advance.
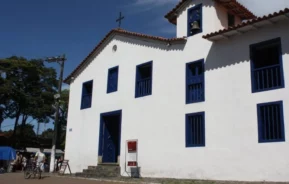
[0,56,58,138]
[41,128,54,139]
[0,56,70,149]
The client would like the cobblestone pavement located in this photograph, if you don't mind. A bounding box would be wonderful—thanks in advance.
[0,173,128,184]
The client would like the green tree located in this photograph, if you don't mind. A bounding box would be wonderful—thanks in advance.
[0,56,58,139]
[15,124,36,138]
[41,128,54,139]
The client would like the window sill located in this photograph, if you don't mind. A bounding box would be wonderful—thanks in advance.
[187,31,202,37]
[252,85,284,93]
[107,90,117,94]
[186,144,205,148]
[135,93,152,99]
[258,139,285,143]
[186,100,205,104]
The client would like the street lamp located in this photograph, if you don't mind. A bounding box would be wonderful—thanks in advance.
[44,54,66,173]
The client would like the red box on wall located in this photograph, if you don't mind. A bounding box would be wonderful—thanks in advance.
[127,161,137,166]
[127,141,137,152]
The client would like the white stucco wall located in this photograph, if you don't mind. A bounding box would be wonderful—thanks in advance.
[65,14,289,183]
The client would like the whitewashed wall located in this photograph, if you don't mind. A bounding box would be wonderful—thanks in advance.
[65,9,289,184]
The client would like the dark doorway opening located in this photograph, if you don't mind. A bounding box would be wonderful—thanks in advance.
[98,110,121,164]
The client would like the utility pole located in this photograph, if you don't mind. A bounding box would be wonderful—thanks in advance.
[44,54,66,173]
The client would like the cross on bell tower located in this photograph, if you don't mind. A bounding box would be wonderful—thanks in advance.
[116,12,124,28]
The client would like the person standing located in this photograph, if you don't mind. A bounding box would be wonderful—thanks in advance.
[34,148,46,172]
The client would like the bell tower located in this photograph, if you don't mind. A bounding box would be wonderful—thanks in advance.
[164,0,256,38]
[187,4,202,37]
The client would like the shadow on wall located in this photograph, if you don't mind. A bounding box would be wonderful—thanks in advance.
[205,32,289,72]
[205,39,250,71]
[215,2,228,29]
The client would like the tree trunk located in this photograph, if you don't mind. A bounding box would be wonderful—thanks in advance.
[12,109,21,147]
[13,110,21,136]
[20,114,28,138]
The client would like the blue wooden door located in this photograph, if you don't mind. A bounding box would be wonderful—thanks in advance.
[102,120,117,163]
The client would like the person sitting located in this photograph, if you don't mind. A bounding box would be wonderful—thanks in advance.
[57,155,64,171]
[22,156,27,171]
[12,152,21,171]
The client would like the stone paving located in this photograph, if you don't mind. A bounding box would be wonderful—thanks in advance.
[1,172,289,184]
[0,173,127,184]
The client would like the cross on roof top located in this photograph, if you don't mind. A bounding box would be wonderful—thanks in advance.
[116,12,124,28]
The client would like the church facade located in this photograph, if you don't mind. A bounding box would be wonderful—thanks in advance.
[64,0,289,182]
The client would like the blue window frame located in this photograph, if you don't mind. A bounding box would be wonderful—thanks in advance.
[81,80,93,109]
[187,4,202,37]
[257,101,285,143]
[250,38,284,93]
[186,59,205,104]
[135,61,153,98]
[107,66,119,93]
[186,112,205,147]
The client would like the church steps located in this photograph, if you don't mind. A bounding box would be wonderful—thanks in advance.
[75,165,120,178]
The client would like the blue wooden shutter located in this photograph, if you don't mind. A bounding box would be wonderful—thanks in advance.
[257,101,285,143]
[107,66,119,93]
[250,38,284,93]
[186,60,204,103]
[186,112,205,147]
[135,61,152,98]
[81,80,93,109]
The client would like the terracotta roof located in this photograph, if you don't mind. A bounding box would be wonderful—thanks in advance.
[203,8,289,40]
[64,28,187,84]
[165,0,256,25]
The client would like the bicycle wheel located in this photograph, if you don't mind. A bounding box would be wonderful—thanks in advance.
[34,168,42,179]
[24,168,32,179]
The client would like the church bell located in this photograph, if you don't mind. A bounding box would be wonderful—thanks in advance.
[190,21,200,33]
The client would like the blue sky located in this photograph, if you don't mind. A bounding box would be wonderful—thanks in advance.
[1,0,289,133]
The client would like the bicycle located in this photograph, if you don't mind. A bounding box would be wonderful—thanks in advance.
[24,161,42,179]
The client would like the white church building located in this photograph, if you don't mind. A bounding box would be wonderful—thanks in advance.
[64,0,289,182]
